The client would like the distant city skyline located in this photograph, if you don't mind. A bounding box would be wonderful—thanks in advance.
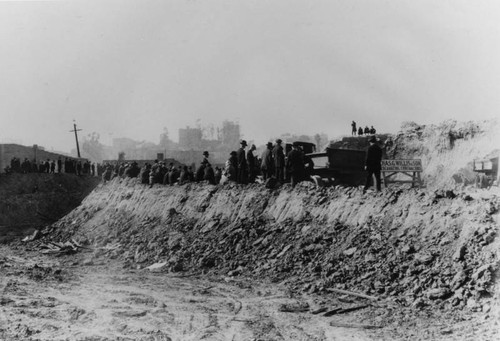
[1,1,499,154]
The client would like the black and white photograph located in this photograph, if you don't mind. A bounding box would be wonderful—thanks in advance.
[0,1,499,340]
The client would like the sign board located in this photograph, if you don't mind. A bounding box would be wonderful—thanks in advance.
[382,159,422,172]
[474,159,493,171]
[382,159,423,188]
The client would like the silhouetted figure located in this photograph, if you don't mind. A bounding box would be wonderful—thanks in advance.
[237,140,248,184]
[247,144,257,183]
[126,162,140,178]
[351,121,357,136]
[140,163,151,184]
[76,161,83,176]
[358,127,363,136]
[260,142,274,181]
[149,160,160,187]
[363,136,382,193]
[31,160,38,173]
[272,139,285,182]
[102,164,113,182]
[214,166,222,184]
[286,142,305,188]
[21,158,31,173]
[204,163,216,185]
[196,161,206,182]
[224,151,238,183]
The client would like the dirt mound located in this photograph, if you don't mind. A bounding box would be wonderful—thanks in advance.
[391,119,499,188]
[43,178,499,317]
[0,173,100,242]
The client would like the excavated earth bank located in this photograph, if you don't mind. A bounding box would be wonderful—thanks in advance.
[40,177,500,339]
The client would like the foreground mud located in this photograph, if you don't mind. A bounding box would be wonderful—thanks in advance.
[0,242,497,341]
[1,245,378,341]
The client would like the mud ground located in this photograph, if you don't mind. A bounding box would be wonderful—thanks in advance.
[1,244,497,341]
[0,244,376,341]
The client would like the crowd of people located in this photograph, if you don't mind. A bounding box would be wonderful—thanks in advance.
[351,121,376,136]
[6,156,97,176]
[6,124,386,192]
[103,139,315,188]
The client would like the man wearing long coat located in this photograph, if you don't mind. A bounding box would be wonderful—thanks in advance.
[363,136,383,193]
[237,140,248,184]
[260,142,274,180]
[272,139,285,182]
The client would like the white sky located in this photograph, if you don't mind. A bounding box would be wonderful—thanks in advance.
[0,0,499,153]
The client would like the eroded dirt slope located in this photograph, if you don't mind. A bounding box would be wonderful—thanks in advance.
[37,177,500,340]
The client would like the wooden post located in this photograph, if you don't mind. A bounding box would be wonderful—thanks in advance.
[69,121,82,158]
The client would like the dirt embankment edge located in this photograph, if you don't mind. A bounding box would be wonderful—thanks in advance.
[48,178,499,316]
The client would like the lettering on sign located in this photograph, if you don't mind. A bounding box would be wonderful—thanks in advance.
[381,159,422,172]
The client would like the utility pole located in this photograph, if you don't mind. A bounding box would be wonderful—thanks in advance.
[70,121,82,158]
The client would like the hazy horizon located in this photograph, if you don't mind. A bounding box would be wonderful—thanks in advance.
[1,0,499,153]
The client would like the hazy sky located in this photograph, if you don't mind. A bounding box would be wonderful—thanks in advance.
[1,0,499,153]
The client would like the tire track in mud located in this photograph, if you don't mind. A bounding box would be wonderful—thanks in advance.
[0,248,375,340]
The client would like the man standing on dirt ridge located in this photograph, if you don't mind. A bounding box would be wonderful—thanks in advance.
[363,136,382,194]
[286,142,305,187]
[273,139,285,182]
[260,142,274,181]
[237,140,248,184]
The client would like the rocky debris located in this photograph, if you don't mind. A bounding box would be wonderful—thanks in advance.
[21,229,42,242]
[39,240,83,255]
[146,262,168,272]
[329,321,383,329]
[278,301,310,312]
[38,174,499,320]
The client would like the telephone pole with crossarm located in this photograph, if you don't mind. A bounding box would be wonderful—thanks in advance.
[70,121,82,158]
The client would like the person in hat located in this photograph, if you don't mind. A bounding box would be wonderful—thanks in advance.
[195,159,207,182]
[125,161,140,178]
[237,140,248,184]
[223,151,238,182]
[202,151,210,165]
[247,144,257,183]
[149,160,160,187]
[363,136,382,193]
[203,161,216,185]
[260,142,274,181]
[272,139,285,182]
[286,142,305,187]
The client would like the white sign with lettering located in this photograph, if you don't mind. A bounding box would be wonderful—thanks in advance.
[382,159,422,172]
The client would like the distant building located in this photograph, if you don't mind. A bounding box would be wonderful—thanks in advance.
[175,121,241,166]
[221,120,240,147]
[179,126,203,150]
